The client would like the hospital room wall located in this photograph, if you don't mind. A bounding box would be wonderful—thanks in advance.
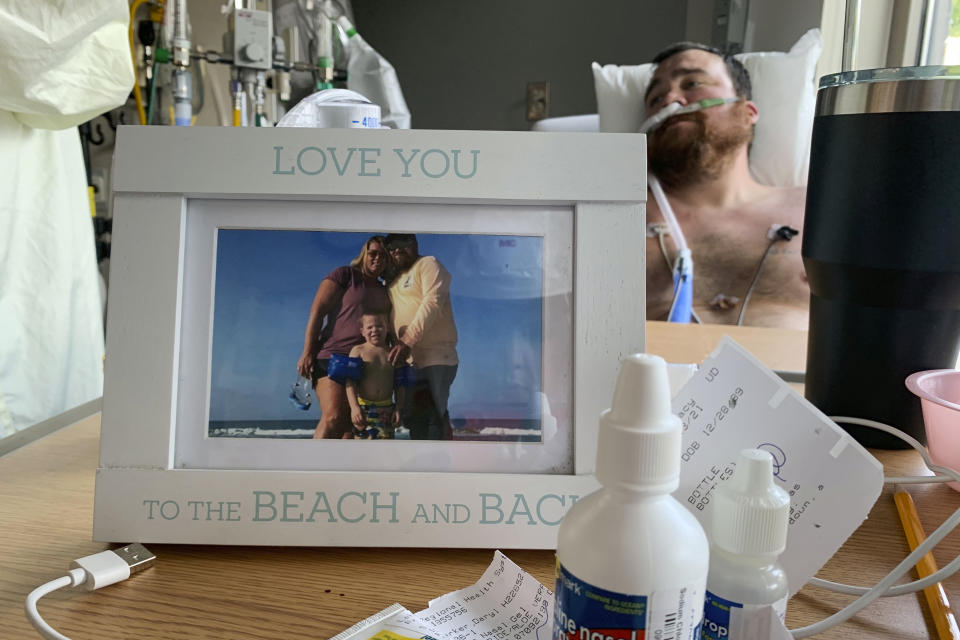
[349,0,687,131]
[744,1,824,52]
[348,0,827,131]
[685,0,825,55]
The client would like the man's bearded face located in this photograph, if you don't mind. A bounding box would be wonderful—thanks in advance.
[647,99,753,188]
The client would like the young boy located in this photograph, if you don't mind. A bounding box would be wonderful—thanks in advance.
[346,311,407,439]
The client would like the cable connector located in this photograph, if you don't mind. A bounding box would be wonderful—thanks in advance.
[27,544,156,639]
[111,543,156,575]
[646,222,670,238]
[767,224,799,241]
[71,543,156,590]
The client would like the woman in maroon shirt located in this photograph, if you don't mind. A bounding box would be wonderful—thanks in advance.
[296,236,392,438]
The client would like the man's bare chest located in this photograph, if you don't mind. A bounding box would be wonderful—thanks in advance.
[646,212,807,323]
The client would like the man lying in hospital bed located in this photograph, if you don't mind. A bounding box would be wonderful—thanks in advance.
[536,30,822,330]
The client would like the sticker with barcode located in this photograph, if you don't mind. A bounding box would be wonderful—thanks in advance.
[648,584,704,640]
[554,562,704,640]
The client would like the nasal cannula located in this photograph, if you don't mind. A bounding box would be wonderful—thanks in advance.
[639,97,739,135]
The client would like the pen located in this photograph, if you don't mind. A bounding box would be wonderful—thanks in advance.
[893,485,960,640]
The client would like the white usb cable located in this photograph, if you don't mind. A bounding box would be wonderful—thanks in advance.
[25,544,155,640]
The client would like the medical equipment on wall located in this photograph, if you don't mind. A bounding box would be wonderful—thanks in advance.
[129,0,196,126]
[802,66,960,449]
[171,0,193,125]
[128,0,409,128]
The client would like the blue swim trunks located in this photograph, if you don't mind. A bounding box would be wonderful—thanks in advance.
[353,397,395,439]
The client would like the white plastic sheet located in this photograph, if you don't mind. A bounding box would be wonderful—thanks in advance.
[0,0,133,435]
[338,16,411,129]
[0,1,134,130]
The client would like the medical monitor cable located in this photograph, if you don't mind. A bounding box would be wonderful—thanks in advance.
[649,175,697,323]
[786,416,960,638]
[736,224,799,326]
[649,224,702,324]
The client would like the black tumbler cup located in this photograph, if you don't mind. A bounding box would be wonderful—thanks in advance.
[802,67,960,448]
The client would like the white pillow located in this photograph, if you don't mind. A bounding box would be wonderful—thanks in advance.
[592,29,822,187]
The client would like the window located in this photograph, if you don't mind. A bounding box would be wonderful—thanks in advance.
[942,0,960,64]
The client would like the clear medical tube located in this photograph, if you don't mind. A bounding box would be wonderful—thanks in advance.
[316,12,335,89]
[639,97,737,134]
[641,98,739,255]
[172,68,192,126]
[643,97,738,323]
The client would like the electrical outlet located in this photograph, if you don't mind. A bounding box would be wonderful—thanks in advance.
[526,81,549,121]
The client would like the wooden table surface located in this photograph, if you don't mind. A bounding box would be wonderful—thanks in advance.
[1,322,957,639]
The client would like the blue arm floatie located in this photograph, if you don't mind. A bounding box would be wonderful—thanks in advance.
[328,353,363,384]
[394,365,416,387]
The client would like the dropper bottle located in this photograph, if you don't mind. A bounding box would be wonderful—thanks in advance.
[701,449,790,640]
[554,354,709,640]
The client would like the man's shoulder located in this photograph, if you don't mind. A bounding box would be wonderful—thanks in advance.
[414,255,450,275]
[770,184,806,203]
[762,185,807,223]
[645,183,806,221]
[737,183,806,214]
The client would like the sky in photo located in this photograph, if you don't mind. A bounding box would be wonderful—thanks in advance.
[209,229,544,424]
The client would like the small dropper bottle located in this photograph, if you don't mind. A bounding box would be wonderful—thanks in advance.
[554,354,709,640]
[701,449,790,640]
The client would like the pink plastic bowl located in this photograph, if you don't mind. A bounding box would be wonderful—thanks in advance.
[906,369,960,491]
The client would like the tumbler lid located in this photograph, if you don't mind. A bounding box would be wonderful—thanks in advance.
[817,65,960,116]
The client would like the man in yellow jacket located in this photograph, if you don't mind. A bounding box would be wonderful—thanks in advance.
[385,234,458,440]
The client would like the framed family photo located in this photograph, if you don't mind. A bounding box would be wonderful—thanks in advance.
[94,126,646,548]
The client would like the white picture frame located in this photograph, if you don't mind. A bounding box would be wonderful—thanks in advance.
[95,126,646,548]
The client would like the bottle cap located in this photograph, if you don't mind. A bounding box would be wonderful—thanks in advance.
[595,353,681,492]
[712,449,790,555]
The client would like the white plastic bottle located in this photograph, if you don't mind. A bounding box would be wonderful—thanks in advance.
[701,449,790,640]
[554,354,710,640]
